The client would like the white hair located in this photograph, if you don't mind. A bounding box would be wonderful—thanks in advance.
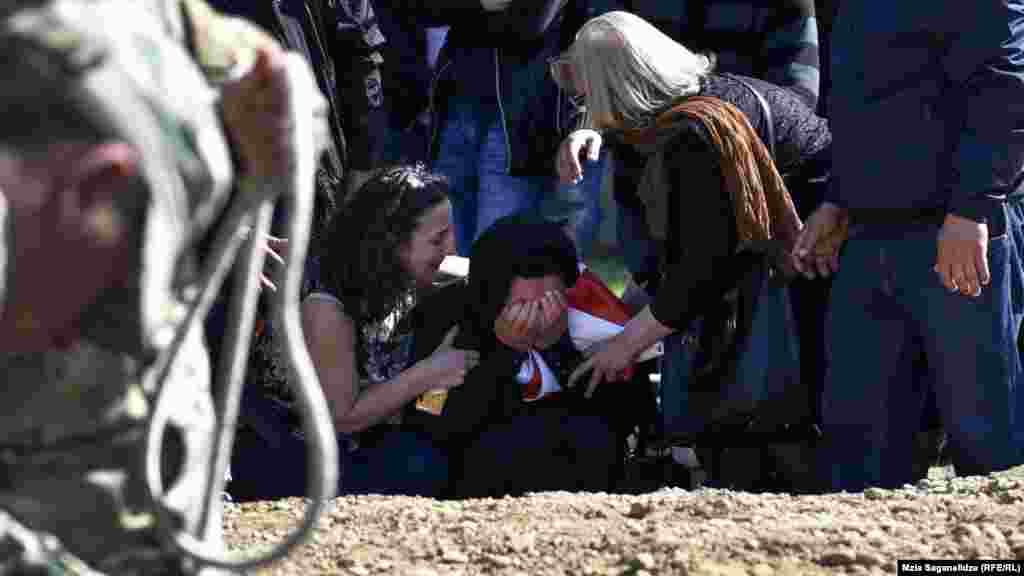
[568,11,713,130]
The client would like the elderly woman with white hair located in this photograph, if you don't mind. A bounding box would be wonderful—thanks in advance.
[557,11,833,490]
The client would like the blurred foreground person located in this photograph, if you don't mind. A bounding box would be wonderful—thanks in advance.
[0,0,326,572]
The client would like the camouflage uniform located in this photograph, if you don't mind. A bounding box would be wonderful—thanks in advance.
[0,1,295,573]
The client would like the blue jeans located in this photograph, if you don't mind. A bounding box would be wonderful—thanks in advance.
[819,208,1024,491]
[433,96,546,255]
[616,197,661,280]
[433,95,598,257]
[544,152,606,260]
[612,148,660,279]
[425,27,447,70]
[658,261,802,440]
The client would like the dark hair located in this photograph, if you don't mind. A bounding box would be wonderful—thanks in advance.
[317,164,449,325]
[465,213,579,347]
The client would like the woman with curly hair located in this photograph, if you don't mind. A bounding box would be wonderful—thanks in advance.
[229,165,478,500]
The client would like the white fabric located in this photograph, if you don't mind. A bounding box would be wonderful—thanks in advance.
[567,308,664,362]
[515,350,563,402]
[437,255,469,278]
[513,306,664,402]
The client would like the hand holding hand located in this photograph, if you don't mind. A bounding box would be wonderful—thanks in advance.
[422,326,480,391]
[935,214,990,297]
[556,129,603,185]
[793,202,848,279]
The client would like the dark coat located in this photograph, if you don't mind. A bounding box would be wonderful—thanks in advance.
[826,1,1024,222]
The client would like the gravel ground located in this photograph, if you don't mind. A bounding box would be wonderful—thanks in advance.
[223,465,1024,575]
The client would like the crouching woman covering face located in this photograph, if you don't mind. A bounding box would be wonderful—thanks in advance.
[230,165,478,500]
[407,214,652,498]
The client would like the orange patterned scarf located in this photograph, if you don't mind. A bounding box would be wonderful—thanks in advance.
[620,96,802,254]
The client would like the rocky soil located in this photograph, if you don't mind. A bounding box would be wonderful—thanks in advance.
[223,466,1024,575]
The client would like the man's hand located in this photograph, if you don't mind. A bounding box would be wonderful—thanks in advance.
[556,129,602,185]
[494,301,541,352]
[793,202,848,279]
[494,291,568,351]
[220,45,293,182]
[530,291,569,350]
[935,214,990,297]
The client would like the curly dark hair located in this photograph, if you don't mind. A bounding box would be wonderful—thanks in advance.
[316,164,449,325]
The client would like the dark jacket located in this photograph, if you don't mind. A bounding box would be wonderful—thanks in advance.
[205,0,347,188]
[379,0,587,177]
[404,215,581,445]
[331,0,391,170]
[615,74,830,330]
[826,1,1024,223]
[374,8,432,133]
[619,84,813,431]
[588,0,820,110]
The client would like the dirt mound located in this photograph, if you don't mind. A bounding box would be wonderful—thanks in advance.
[224,466,1024,575]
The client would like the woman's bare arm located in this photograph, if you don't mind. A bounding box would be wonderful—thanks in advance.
[301,298,437,434]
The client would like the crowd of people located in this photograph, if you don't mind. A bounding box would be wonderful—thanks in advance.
[191,0,1024,501]
[10,0,1024,571]
[3,0,1024,540]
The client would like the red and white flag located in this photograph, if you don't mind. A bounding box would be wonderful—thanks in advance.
[518,269,664,402]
